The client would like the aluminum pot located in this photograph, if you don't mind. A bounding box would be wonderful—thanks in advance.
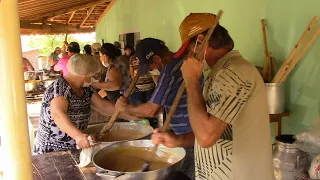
[24,71,37,80]
[273,135,310,180]
[265,83,285,114]
[92,140,186,180]
[25,80,39,92]
[42,79,57,88]
[82,122,153,147]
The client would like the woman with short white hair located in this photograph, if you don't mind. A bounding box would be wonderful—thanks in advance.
[33,54,139,155]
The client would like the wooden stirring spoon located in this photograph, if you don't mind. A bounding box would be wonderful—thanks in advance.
[97,74,140,140]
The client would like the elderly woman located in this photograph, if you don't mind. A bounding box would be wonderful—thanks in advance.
[47,47,61,69]
[91,43,131,104]
[33,54,138,155]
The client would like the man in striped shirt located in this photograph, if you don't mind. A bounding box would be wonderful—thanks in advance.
[115,38,203,179]
[178,13,273,180]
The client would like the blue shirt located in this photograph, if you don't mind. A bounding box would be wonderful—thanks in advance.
[150,57,204,134]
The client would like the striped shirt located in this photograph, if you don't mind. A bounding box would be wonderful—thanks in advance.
[195,51,273,180]
[149,57,203,134]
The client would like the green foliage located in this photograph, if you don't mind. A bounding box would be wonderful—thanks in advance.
[24,34,95,56]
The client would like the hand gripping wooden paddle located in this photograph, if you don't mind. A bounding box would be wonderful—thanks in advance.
[97,74,140,140]
[140,10,224,172]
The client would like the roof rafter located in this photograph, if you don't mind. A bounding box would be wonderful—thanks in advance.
[67,11,76,24]
[24,0,111,20]
[80,6,96,27]
[20,20,94,32]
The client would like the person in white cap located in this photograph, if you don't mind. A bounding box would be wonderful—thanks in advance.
[33,54,139,155]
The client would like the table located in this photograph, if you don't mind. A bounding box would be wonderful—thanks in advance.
[32,150,191,180]
[269,111,290,136]
[32,150,99,180]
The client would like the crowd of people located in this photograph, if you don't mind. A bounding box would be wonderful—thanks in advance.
[32,12,274,180]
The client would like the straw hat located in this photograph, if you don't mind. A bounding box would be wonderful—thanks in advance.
[67,54,101,76]
[174,13,216,58]
[179,13,216,44]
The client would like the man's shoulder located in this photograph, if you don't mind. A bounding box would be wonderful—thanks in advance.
[60,55,71,61]
[48,53,54,57]
[213,53,259,82]
[56,55,70,66]
[118,55,129,62]
[163,57,184,74]
[118,55,126,60]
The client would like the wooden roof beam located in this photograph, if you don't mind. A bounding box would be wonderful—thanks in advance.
[67,11,76,24]
[18,0,36,3]
[20,20,61,26]
[20,28,95,35]
[20,21,95,33]
[80,6,96,27]
[24,0,111,20]
[95,0,117,26]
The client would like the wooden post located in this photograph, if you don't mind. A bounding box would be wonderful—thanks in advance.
[0,0,33,179]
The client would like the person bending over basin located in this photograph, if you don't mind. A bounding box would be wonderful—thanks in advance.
[33,54,139,155]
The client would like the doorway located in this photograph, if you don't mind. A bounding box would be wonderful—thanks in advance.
[119,32,140,53]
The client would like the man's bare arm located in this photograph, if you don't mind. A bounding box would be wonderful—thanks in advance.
[185,79,227,148]
[122,101,162,118]
[91,93,141,120]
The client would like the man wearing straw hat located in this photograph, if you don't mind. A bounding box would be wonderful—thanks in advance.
[153,13,274,180]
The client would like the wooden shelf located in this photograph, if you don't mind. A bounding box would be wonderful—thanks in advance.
[269,111,290,136]
[269,111,290,123]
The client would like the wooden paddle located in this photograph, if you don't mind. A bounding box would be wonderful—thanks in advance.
[141,10,224,172]
[272,16,319,83]
[98,74,140,139]
[61,29,69,57]
[261,19,270,81]
[278,26,320,83]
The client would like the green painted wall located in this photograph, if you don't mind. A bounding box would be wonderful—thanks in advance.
[96,0,267,65]
[265,0,320,134]
[96,0,320,137]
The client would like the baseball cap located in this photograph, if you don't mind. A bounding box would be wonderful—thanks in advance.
[173,13,216,58]
[136,38,166,75]
[68,42,80,53]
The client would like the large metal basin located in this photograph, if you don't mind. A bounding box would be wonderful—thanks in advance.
[92,140,186,180]
[82,122,153,146]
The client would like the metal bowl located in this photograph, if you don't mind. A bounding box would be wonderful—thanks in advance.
[83,122,153,146]
[24,71,37,80]
[92,140,186,180]
[136,83,155,92]
[42,79,57,88]
[25,80,39,92]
